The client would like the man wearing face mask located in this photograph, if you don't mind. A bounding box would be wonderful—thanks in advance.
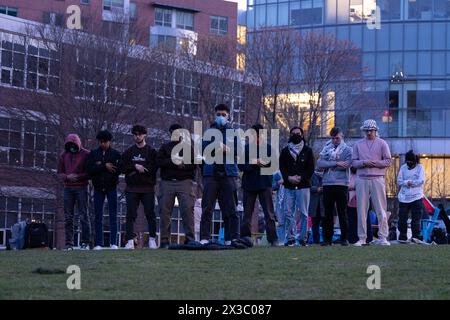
[57,133,91,250]
[200,104,243,247]
[397,150,425,241]
[279,127,315,246]
[156,124,196,249]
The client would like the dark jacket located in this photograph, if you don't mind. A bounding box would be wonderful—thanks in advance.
[156,141,196,181]
[86,147,122,191]
[239,143,273,191]
[279,144,315,190]
[57,134,90,188]
[308,172,325,218]
[122,144,157,192]
[202,122,241,177]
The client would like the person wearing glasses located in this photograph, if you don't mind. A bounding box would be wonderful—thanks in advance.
[121,125,158,249]
[200,104,243,247]
[317,127,352,246]
[352,119,392,246]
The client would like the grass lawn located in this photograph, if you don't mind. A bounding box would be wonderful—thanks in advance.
[1,245,450,300]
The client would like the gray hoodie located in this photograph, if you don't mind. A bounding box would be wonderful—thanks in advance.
[317,141,352,187]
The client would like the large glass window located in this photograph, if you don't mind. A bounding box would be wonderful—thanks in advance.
[407,0,432,20]
[255,5,266,28]
[433,0,450,19]
[404,52,417,75]
[291,0,323,26]
[350,0,376,22]
[378,0,401,20]
[418,51,431,75]
[267,4,277,26]
[404,23,417,50]
[433,23,446,50]
[278,2,289,26]
[390,23,403,50]
[418,23,432,50]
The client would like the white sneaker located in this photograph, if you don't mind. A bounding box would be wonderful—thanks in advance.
[353,240,365,247]
[199,239,209,245]
[110,245,118,250]
[125,240,135,249]
[149,237,158,249]
[93,245,103,250]
[378,238,391,246]
[224,240,231,246]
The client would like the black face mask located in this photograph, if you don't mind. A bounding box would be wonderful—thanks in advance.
[289,134,303,144]
[65,142,79,154]
[406,161,416,169]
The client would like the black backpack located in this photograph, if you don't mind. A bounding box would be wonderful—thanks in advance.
[24,222,49,249]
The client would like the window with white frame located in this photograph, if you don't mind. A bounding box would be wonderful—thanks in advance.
[0,6,18,17]
[176,11,194,30]
[0,116,56,168]
[210,16,228,35]
[155,7,172,27]
[103,0,124,13]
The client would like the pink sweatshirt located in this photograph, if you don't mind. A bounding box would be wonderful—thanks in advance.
[352,137,392,179]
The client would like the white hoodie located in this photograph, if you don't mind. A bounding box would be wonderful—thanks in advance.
[397,163,425,203]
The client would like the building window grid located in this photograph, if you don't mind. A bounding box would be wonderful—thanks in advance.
[0,116,56,168]
[0,33,60,93]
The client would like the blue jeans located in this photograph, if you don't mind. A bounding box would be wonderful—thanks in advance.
[64,187,90,246]
[94,189,118,246]
[284,188,310,243]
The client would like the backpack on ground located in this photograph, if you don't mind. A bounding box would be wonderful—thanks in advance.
[9,221,27,250]
[431,227,448,245]
[24,222,49,249]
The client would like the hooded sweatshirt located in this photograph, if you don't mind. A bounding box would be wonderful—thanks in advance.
[57,134,90,188]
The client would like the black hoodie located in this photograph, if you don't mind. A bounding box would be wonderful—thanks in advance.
[86,147,122,191]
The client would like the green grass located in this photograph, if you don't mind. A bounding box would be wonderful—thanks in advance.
[1,246,450,300]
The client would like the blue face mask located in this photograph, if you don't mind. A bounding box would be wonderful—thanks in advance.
[215,115,228,127]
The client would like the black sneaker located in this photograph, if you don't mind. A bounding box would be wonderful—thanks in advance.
[341,240,349,246]
[320,242,332,246]
[63,245,73,251]
[299,240,308,247]
[285,239,295,247]
[80,243,90,250]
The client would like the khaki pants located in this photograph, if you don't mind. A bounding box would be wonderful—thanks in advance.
[159,179,195,244]
[355,177,389,241]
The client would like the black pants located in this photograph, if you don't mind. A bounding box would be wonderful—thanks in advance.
[241,188,278,243]
[311,215,324,244]
[323,185,348,243]
[125,191,156,241]
[398,200,422,240]
[347,206,373,244]
[200,176,239,241]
